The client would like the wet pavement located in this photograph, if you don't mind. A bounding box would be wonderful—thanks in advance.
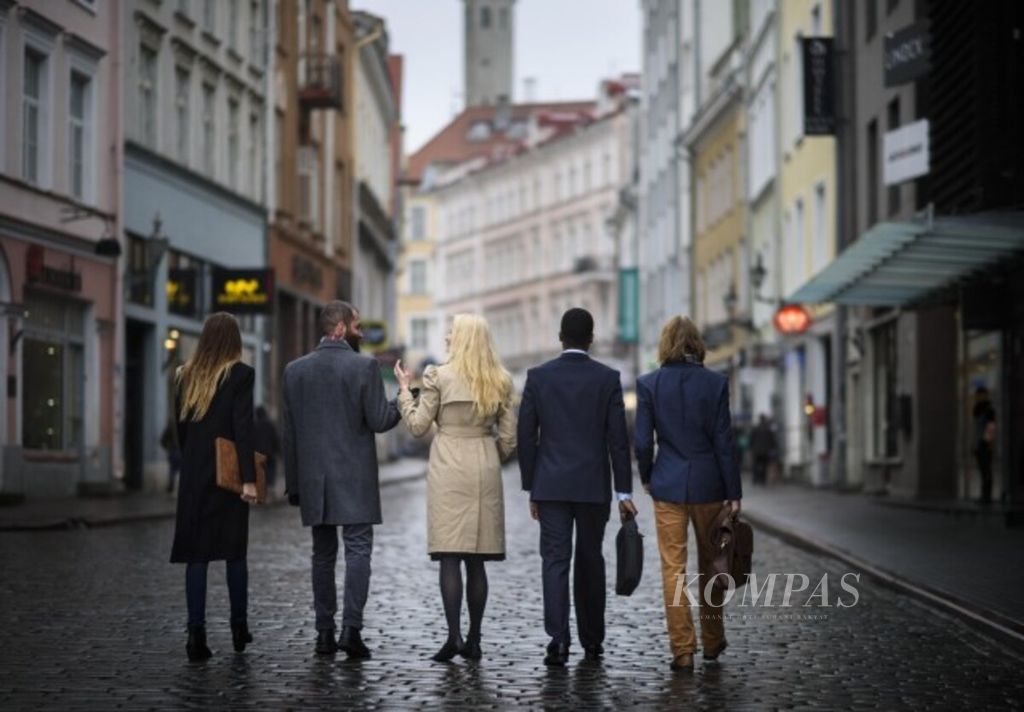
[1,466,1022,710]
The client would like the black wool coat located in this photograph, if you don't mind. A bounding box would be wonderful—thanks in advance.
[170,363,256,564]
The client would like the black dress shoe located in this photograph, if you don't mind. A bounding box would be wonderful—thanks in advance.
[459,635,482,661]
[186,626,213,662]
[231,622,253,653]
[544,641,569,667]
[432,636,464,662]
[338,626,371,659]
[315,629,338,656]
[584,644,604,661]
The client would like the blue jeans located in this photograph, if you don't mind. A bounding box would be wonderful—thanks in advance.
[185,560,247,628]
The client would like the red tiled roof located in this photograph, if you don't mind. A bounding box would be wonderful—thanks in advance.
[404,101,596,184]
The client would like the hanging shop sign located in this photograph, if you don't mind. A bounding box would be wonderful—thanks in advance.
[884,21,930,88]
[883,118,930,186]
[802,37,836,135]
[360,320,389,354]
[773,305,812,335]
[211,269,275,314]
[618,268,639,344]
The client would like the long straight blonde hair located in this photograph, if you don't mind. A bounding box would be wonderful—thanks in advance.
[446,314,512,417]
[176,312,242,421]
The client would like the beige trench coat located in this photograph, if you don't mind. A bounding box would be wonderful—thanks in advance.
[397,364,516,559]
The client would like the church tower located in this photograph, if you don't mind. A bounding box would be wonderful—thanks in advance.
[463,0,515,107]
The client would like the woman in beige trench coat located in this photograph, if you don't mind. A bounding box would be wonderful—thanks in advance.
[394,314,516,663]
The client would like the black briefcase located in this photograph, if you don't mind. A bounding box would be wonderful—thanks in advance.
[615,517,644,596]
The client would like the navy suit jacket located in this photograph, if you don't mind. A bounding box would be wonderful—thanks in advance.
[634,361,742,504]
[518,353,632,503]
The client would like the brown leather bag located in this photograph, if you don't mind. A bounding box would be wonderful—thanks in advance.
[709,506,753,591]
[215,437,268,504]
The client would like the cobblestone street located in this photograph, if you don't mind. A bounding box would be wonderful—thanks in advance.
[2,466,1022,710]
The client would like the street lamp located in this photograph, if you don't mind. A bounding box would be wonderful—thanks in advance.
[750,253,767,293]
[722,283,738,317]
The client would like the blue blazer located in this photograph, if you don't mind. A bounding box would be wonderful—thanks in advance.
[635,361,742,504]
[518,353,632,503]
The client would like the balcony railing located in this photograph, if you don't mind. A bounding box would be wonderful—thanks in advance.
[298,53,343,111]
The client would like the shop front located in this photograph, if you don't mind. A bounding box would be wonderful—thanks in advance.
[0,234,117,498]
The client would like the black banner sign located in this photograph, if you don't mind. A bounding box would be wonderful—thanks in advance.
[211,269,275,315]
[802,37,836,136]
[884,21,930,88]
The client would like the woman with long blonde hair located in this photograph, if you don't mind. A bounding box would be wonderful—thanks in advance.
[394,314,516,662]
[170,312,259,662]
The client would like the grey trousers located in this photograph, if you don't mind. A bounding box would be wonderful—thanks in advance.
[312,524,373,632]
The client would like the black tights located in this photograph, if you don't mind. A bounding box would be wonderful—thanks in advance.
[439,557,488,642]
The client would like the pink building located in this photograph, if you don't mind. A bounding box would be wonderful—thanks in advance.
[0,1,123,497]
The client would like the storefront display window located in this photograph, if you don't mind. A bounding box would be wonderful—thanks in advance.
[872,322,898,459]
[22,293,85,452]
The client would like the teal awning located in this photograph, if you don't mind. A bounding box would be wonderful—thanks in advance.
[787,213,1024,306]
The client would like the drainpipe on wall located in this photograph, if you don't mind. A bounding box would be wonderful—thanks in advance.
[831,0,848,487]
[112,0,126,490]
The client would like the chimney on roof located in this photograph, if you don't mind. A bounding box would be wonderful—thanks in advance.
[494,94,511,132]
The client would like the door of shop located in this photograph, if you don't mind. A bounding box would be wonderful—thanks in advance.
[124,320,150,491]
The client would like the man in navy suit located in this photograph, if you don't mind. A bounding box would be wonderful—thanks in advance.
[517,308,636,666]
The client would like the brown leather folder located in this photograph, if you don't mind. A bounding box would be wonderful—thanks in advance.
[215,436,268,504]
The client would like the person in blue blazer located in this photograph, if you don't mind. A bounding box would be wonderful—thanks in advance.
[635,316,742,672]
[518,308,636,667]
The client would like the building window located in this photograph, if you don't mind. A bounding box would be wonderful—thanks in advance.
[228,0,239,50]
[872,321,898,458]
[175,67,190,163]
[249,110,261,199]
[138,45,157,148]
[792,36,804,143]
[227,98,240,188]
[202,83,216,175]
[249,0,262,65]
[410,206,426,241]
[866,118,879,225]
[481,6,491,29]
[298,145,319,229]
[22,46,47,185]
[887,98,901,216]
[409,260,427,294]
[865,0,877,42]
[203,0,217,34]
[410,318,430,349]
[22,293,85,452]
[813,183,827,273]
[467,120,491,141]
[68,71,92,201]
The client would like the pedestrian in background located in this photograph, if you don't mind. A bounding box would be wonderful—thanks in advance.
[170,312,259,662]
[160,418,182,494]
[393,314,517,662]
[634,316,742,671]
[749,414,778,486]
[517,307,635,667]
[282,301,401,659]
[972,386,997,504]
[253,406,281,498]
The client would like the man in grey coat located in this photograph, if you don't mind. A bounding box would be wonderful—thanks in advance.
[283,301,401,658]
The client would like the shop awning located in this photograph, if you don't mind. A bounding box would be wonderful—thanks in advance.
[787,213,1024,306]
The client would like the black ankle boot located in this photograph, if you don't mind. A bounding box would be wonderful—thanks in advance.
[186,626,213,662]
[432,635,464,662]
[231,622,253,653]
[338,626,371,659]
[459,635,482,661]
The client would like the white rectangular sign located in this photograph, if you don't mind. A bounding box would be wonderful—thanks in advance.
[883,118,929,186]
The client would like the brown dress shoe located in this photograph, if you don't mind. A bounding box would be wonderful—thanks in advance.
[670,653,694,671]
[704,640,728,660]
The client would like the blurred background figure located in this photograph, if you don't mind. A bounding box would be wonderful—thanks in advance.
[749,415,779,487]
[254,407,282,499]
[972,387,997,505]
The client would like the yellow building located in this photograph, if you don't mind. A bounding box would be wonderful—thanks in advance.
[689,80,748,377]
[777,0,837,484]
[396,187,444,369]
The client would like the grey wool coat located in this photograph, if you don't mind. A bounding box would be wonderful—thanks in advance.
[282,340,401,526]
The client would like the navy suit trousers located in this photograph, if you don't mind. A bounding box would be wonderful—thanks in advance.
[537,501,610,648]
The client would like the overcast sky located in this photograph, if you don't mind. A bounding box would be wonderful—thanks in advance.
[354,0,641,154]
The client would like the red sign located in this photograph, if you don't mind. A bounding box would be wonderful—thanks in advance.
[774,305,812,335]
